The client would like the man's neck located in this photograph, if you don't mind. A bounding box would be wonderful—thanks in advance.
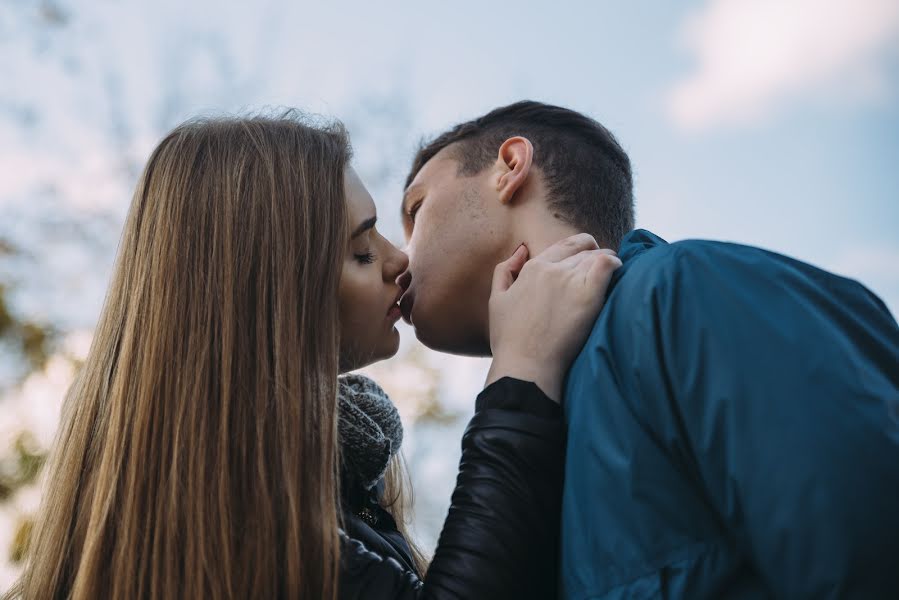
[515,211,583,258]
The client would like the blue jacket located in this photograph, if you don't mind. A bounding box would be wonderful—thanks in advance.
[562,229,899,599]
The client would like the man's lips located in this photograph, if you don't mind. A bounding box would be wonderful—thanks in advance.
[399,291,414,325]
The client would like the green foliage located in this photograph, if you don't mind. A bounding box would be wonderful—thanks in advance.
[0,236,56,565]
[20,322,51,372]
[0,285,13,336]
[0,433,48,563]
[9,518,34,564]
[0,433,48,502]
[0,267,57,382]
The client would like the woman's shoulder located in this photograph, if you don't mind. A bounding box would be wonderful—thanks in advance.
[339,534,422,599]
[342,502,417,575]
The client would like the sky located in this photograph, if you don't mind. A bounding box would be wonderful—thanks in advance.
[1,0,898,573]
[3,0,897,319]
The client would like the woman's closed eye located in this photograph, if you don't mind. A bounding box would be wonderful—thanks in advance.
[355,251,377,265]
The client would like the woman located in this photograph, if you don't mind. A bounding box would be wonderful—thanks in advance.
[15,111,619,599]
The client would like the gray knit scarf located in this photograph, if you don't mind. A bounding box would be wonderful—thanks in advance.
[337,373,404,491]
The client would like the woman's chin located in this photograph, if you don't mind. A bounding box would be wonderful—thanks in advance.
[340,330,401,373]
[382,327,402,359]
[371,328,402,366]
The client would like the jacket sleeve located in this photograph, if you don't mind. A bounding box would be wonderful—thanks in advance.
[622,243,899,597]
[339,377,566,600]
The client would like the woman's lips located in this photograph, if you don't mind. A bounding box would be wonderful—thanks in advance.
[387,288,404,321]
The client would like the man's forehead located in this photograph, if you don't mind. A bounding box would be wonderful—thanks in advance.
[406,145,459,191]
[402,147,468,224]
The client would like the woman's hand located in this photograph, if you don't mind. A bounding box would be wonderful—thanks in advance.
[486,233,622,402]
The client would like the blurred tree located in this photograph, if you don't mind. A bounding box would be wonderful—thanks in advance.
[0,239,56,564]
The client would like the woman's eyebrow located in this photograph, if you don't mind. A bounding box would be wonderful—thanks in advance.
[351,216,377,239]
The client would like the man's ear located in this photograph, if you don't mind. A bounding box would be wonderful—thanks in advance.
[494,137,534,205]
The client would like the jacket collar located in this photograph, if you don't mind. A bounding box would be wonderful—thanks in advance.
[617,229,668,264]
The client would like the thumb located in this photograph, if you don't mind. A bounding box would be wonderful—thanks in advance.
[491,244,529,294]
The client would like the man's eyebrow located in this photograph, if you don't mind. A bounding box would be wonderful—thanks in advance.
[351,216,377,239]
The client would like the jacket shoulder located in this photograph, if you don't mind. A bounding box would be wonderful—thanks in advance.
[339,533,422,600]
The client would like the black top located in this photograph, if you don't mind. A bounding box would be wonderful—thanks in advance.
[339,377,565,600]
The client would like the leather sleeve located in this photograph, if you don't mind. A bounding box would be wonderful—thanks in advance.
[339,377,566,600]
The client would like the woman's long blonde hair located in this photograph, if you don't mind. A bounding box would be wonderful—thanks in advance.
[17,112,351,599]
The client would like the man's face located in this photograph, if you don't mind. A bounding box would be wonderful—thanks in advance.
[400,147,508,356]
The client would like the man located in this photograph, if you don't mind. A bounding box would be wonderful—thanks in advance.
[398,100,899,599]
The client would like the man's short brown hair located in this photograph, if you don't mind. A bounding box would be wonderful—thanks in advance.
[406,100,635,249]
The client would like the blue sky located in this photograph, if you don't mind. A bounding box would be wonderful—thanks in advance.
[4,0,895,317]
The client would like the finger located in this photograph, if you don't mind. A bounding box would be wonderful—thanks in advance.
[583,252,623,290]
[491,244,530,294]
[534,233,599,264]
[558,248,618,269]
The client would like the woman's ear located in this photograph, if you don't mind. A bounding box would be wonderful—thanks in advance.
[494,137,534,205]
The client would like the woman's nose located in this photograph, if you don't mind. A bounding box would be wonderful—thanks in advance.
[384,243,410,281]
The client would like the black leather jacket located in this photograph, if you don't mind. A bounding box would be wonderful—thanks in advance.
[339,377,565,600]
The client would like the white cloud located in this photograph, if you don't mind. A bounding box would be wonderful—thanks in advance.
[667,0,899,130]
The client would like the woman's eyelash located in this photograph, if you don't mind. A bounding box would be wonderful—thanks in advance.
[355,251,376,264]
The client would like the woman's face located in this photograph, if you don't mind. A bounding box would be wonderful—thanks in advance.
[338,168,409,372]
